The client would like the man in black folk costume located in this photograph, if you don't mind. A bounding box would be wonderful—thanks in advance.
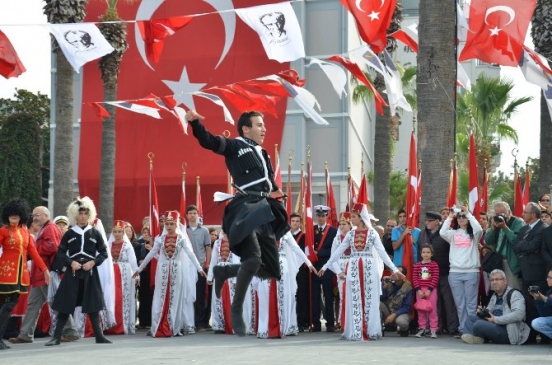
[187,110,290,336]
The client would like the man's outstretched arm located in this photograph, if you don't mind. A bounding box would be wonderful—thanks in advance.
[187,110,229,155]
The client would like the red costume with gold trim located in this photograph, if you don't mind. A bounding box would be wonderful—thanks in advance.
[0,225,47,294]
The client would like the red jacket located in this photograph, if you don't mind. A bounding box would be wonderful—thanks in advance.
[31,221,61,286]
[0,225,47,290]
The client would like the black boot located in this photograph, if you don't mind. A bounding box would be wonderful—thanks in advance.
[230,268,256,337]
[45,313,69,347]
[0,295,19,350]
[213,264,240,299]
[89,312,112,344]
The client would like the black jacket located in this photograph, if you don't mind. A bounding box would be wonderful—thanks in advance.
[51,226,108,314]
[313,225,338,269]
[513,220,547,282]
[542,225,552,272]
[418,228,451,276]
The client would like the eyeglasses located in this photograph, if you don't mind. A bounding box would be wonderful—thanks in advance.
[456,214,467,219]
[490,278,505,282]
[31,213,45,218]
[541,199,550,202]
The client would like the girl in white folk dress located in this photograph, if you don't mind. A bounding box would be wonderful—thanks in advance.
[318,203,405,341]
[330,212,353,331]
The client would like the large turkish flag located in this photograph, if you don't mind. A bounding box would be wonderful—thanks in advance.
[79,0,289,228]
[459,0,536,66]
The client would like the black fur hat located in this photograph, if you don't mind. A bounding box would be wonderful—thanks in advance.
[1,198,31,225]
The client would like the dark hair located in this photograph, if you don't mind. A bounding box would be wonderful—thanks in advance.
[237,111,263,137]
[208,227,218,234]
[125,222,137,243]
[186,205,199,214]
[396,265,407,276]
[397,209,406,217]
[539,193,550,202]
[1,198,31,226]
[420,244,434,257]
[450,217,474,239]
[290,212,302,221]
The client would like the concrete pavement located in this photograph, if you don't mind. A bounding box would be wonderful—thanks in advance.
[2,329,551,365]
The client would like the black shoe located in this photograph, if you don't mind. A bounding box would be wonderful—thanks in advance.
[0,339,10,350]
[399,330,409,337]
[298,326,304,333]
[89,312,113,344]
[311,327,321,332]
[214,330,225,334]
[44,337,61,346]
[326,326,335,333]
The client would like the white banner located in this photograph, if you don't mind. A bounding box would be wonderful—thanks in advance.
[46,23,114,73]
[236,2,305,63]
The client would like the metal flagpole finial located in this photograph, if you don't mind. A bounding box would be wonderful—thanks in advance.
[306,145,311,161]
[412,115,416,131]
[148,152,154,169]
[347,166,351,176]
[196,175,200,182]
[288,149,294,165]
[182,162,187,177]
[325,161,328,169]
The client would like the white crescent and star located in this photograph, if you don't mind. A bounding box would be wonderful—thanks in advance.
[162,66,207,111]
[355,0,383,20]
[484,5,516,36]
[134,0,236,71]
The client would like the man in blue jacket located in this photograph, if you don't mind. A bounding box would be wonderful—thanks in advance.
[530,269,552,341]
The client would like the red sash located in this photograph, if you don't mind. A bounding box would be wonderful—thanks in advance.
[316,226,331,252]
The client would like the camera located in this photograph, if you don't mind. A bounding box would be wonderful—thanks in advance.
[528,286,540,294]
[477,308,491,319]
[384,278,396,284]
[493,213,506,223]
[452,206,461,214]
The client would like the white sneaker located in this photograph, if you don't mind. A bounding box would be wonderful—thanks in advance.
[430,331,438,339]
[461,334,484,344]
[415,329,426,338]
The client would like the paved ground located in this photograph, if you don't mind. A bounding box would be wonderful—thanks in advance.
[2,329,551,365]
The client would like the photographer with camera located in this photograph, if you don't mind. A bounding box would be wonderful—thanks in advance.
[380,266,413,337]
[485,202,524,290]
[530,269,552,341]
[461,269,530,345]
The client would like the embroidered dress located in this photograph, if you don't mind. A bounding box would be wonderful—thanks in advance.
[137,233,201,337]
[207,237,242,333]
[256,232,311,338]
[330,233,350,326]
[322,228,397,341]
[105,239,138,335]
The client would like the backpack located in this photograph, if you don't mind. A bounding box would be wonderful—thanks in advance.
[481,249,503,273]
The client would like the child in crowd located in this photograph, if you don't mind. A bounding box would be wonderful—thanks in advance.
[413,244,440,338]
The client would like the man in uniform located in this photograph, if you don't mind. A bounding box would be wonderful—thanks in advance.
[187,110,289,336]
[310,205,338,332]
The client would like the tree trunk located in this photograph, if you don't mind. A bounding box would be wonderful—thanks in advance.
[373,87,392,218]
[98,79,117,227]
[418,0,457,215]
[53,53,75,216]
[539,94,552,195]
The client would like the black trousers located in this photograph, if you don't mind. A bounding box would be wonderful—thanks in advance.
[231,223,280,280]
[311,269,335,329]
[296,266,311,328]
[138,276,153,327]
[195,272,208,327]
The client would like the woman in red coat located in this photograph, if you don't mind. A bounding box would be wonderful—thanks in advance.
[0,199,50,350]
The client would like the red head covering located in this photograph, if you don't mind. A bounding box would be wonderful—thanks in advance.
[113,220,125,230]
[339,212,352,222]
[164,210,179,223]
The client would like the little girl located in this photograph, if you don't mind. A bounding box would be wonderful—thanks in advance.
[413,244,440,338]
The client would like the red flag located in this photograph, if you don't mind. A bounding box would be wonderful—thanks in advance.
[86,102,110,120]
[403,132,418,283]
[196,176,204,225]
[0,30,26,79]
[523,166,531,207]
[480,165,488,214]
[447,159,458,208]
[357,171,369,206]
[179,169,187,224]
[390,29,418,53]
[326,55,387,115]
[149,164,160,290]
[273,145,282,189]
[304,161,318,263]
[137,16,193,65]
[294,167,306,217]
[325,166,338,228]
[341,0,398,54]
[459,0,537,66]
[468,133,480,217]
[513,166,524,217]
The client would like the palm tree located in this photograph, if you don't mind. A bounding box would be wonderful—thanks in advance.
[97,0,129,226]
[350,2,402,219]
[456,76,531,184]
[531,0,552,195]
[43,0,89,216]
[417,0,457,215]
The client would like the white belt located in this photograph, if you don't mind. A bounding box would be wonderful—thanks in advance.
[350,251,373,258]
[213,177,269,202]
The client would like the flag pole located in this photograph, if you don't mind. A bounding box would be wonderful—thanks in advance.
[287,149,293,216]
[306,145,313,333]
[148,152,154,237]
[347,166,351,211]
[181,162,187,224]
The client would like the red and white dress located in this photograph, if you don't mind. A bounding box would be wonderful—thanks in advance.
[255,231,312,338]
[207,236,240,334]
[322,228,398,341]
[105,238,138,335]
[137,233,201,337]
[330,232,350,327]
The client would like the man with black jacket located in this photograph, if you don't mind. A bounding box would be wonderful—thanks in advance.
[418,211,459,336]
[310,205,338,332]
[187,110,289,336]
